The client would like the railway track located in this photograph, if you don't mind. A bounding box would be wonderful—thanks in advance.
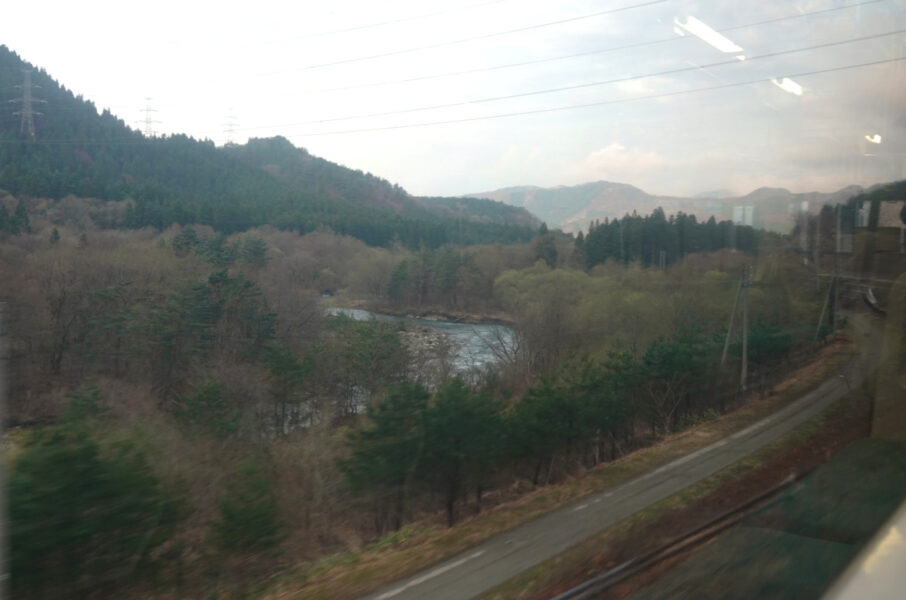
[550,471,812,600]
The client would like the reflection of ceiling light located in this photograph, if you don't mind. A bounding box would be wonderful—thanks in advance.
[865,134,882,144]
[771,77,804,96]
[673,16,743,53]
[736,55,746,61]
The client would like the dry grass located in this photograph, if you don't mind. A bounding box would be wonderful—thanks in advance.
[261,340,854,600]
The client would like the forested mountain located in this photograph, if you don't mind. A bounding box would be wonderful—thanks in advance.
[473,180,871,234]
[225,137,540,228]
[0,46,536,248]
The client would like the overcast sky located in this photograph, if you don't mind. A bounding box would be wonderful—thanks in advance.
[2,0,905,197]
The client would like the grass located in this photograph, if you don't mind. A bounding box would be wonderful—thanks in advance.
[263,341,855,600]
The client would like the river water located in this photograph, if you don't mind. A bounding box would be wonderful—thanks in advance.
[326,307,514,373]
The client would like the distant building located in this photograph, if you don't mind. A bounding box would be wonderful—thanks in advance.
[731,204,755,226]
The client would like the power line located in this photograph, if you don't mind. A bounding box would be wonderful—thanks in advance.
[283,56,906,137]
[254,0,673,76]
[31,0,885,117]
[257,29,905,129]
[257,0,508,43]
[3,56,902,147]
[152,0,509,51]
[299,0,885,95]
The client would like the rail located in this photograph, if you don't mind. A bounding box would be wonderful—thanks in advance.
[550,468,814,600]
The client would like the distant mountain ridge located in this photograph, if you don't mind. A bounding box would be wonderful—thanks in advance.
[0,45,537,247]
[471,181,872,233]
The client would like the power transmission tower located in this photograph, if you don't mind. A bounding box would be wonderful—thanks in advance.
[11,69,44,141]
[223,108,238,146]
[140,97,160,137]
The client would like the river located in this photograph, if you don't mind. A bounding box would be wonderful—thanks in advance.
[326,307,514,373]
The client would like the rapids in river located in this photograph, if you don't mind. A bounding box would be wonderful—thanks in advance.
[326,307,515,373]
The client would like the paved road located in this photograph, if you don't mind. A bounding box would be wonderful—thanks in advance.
[363,332,873,600]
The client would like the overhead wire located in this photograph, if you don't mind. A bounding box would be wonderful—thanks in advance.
[298,0,885,94]
[3,1,902,143]
[237,29,906,129]
[3,55,903,146]
[280,56,906,137]
[254,0,509,42]
[16,0,887,117]
[253,0,674,75]
[2,0,671,117]
[150,0,510,50]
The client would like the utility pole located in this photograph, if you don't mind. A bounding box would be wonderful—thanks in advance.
[740,265,750,394]
[11,69,44,141]
[720,273,744,368]
[815,278,834,340]
[833,205,840,334]
[719,266,752,401]
[815,216,821,289]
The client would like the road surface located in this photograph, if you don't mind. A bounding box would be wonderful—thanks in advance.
[363,331,873,600]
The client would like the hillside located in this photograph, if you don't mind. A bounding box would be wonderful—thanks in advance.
[472,181,870,234]
[0,46,536,248]
[225,137,539,228]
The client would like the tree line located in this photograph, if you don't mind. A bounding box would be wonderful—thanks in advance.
[342,312,796,532]
[578,208,760,269]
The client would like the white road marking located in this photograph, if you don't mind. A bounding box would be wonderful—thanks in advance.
[731,415,777,439]
[376,550,487,599]
[670,445,711,467]
[573,504,589,512]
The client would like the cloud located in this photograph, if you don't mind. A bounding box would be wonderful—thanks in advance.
[571,142,669,185]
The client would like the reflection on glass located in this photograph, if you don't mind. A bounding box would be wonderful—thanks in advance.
[673,16,743,53]
[771,77,804,96]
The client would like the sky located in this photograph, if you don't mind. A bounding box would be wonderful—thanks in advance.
[2,0,905,198]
